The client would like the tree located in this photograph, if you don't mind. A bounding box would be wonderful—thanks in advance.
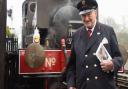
[100,17,121,33]
[100,16,128,50]
[6,26,15,38]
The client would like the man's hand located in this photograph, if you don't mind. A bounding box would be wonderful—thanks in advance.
[100,60,114,72]
[69,87,76,89]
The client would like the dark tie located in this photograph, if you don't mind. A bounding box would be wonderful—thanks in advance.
[87,30,92,38]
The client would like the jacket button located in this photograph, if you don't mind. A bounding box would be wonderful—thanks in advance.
[86,78,90,80]
[85,55,88,57]
[95,76,98,80]
[94,64,97,67]
[93,53,96,55]
[85,65,89,68]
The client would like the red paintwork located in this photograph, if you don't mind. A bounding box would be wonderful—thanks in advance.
[19,50,71,74]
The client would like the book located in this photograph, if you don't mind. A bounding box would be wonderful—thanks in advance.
[96,42,112,62]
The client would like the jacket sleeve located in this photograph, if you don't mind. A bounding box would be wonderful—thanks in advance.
[110,28,123,73]
[66,37,76,88]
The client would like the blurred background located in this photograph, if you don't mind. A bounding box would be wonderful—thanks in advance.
[7,0,128,48]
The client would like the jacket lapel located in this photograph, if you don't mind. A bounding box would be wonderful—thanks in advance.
[78,26,89,55]
[85,22,101,53]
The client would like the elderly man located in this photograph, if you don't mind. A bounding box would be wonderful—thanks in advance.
[66,0,123,89]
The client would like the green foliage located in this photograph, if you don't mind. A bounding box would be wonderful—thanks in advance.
[6,26,15,38]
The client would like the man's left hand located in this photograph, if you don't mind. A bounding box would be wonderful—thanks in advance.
[100,60,114,72]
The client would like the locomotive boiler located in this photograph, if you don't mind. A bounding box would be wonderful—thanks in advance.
[21,0,84,75]
[22,0,82,48]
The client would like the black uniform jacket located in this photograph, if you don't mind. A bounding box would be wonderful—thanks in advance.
[66,22,123,89]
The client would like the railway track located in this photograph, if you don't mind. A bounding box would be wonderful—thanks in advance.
[117,73,128,89]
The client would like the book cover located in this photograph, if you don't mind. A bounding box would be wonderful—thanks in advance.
[96,43,112,62]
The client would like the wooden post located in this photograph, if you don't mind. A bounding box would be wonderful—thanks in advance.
[0,0,6,89]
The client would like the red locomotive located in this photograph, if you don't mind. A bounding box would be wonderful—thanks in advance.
[20,0,82,89]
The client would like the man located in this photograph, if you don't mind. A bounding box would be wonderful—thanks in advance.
[66,0,123,89]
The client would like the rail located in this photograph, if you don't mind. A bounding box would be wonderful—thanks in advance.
[117,73,128,89]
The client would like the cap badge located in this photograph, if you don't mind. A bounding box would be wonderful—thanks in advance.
[82,0,86,5]
[82,0,87,7]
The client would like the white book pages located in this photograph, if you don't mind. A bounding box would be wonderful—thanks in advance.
[96,43,112,62]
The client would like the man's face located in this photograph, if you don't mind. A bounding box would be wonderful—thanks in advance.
[81,11,97,29]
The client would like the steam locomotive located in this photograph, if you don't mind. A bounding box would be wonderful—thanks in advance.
[21,0,84,76]
[20,0,82,89]
[22,0,82,48]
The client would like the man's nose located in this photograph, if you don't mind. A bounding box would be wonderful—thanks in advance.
[83,15,90,21]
